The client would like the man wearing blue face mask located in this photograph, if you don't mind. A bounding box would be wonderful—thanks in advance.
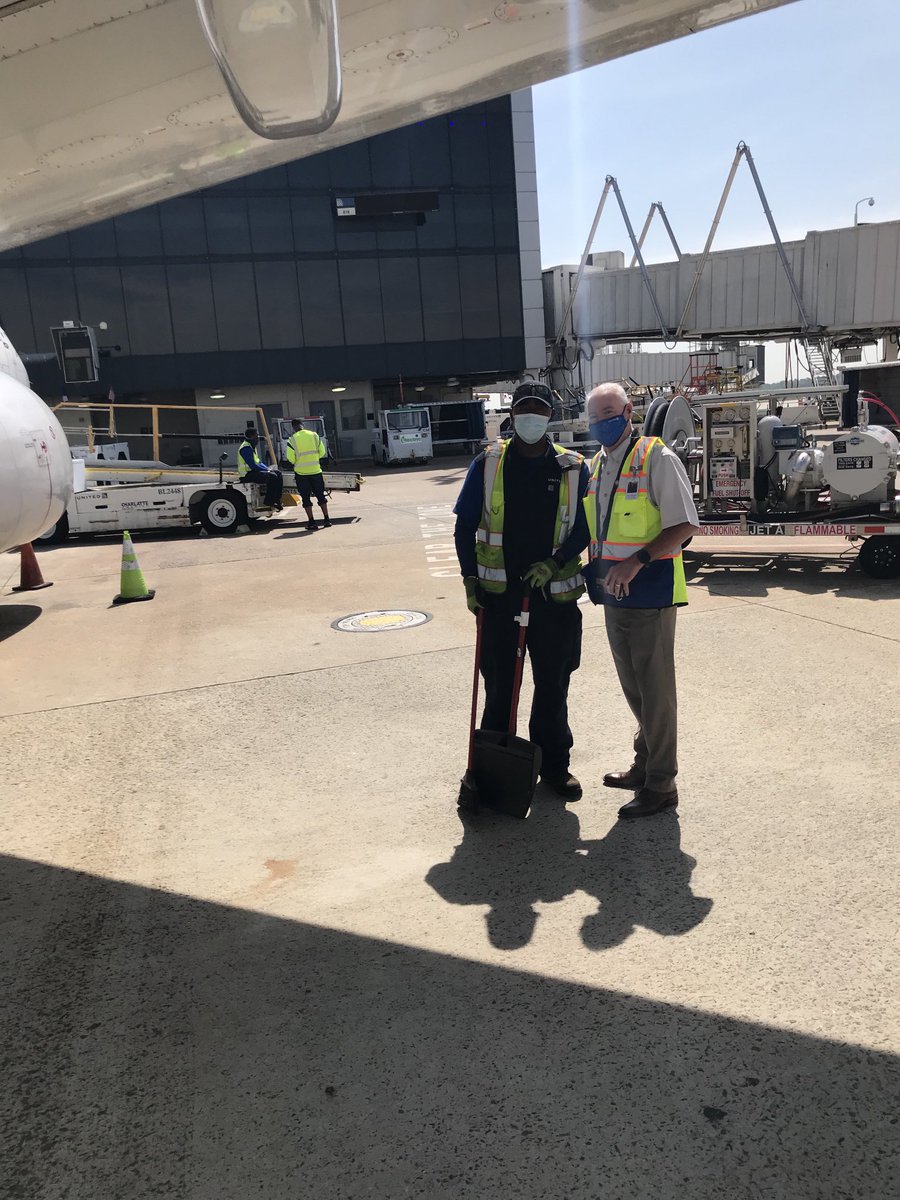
[584,382,700,819]
[454,382,590,801]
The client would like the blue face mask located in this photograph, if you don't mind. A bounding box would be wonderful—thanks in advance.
[590,413,629,447]
[513,412,550,445]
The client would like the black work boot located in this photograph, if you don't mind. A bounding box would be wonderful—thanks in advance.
[540,771,583,801]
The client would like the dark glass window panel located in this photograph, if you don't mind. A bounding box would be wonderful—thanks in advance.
[453,193,494,248]
[247,164,288,190]
[340,397,366,431]
[459,255,500,339]
[335,222,376,253]
[248,196,293,254]
[327,140,372,190]
[286,153,330,189]
[75,266,131,354]
[160,198,207,256]
[370,128,411,189]
[487,116,516,185]
[0,270,36,351]
[21,233,71,261]
[420,257,462,342]
[210,263,261,351]
[69,220,118,258]
[255,261,303,349]
[26,267,79,351]
[338,259,385,345]
[409,118,452,187]
[492,191,519,248]
[379,258,423,343]
[297,260,344,346]
[114,208,163,256]
[416,194,456,250]
[291,195,335,252]
[120,266,174,354]
[167,264,218,353]
[376,223,417,252]
[449,113,490,186]
[497,253,524,338]
[204,198,252,254]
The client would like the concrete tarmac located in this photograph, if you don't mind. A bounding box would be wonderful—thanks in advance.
[1,460,898,1199]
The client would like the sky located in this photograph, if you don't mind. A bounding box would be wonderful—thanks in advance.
[533,0,900,269]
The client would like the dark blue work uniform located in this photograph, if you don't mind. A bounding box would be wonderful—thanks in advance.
[454,441,590,777]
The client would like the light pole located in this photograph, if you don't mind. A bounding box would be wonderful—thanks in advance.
[854,196,875,225]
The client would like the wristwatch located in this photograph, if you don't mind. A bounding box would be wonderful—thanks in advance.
[636,548,652,565]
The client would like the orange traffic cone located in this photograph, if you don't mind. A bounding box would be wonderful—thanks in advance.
[112,531,155,605]
[12,543,53,592]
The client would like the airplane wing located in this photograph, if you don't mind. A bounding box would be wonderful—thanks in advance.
[0,0,794,250]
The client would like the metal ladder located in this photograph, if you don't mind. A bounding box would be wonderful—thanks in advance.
[802,337,841,420]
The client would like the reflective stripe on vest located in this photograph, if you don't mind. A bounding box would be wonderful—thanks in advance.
[287,429,323,475]
[237,440,261,478]
[475,440,585,602]
[584,436,687,607]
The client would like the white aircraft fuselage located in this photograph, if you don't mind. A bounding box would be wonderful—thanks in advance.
[0,326,73,553]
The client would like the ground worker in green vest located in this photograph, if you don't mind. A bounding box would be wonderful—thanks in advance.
[286,419,331,531]
[236,428,283,509]
[585,382,700,819]
[454,382,591,801]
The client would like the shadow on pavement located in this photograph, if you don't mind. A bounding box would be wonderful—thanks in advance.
[2,853,895,1198]
[0,602,41,642]
[684,551,900,600]
[426,799,710,952]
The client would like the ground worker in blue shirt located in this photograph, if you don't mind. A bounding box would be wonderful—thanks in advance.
[236,428,283,509]
[584,382,700,819]
[454,382,590,801]
[286,419,331,531]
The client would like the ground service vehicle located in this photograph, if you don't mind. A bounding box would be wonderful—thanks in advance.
[39,462,362,541]
[644,389,900,579]
[371,407,433,465]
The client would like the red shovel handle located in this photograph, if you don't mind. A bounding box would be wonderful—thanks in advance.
[508,588,531,735]
[466,607,484,771]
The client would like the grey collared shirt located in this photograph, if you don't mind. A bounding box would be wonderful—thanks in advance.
[594,432,699,540]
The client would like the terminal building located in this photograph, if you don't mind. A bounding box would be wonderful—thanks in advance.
[0,92,544,463]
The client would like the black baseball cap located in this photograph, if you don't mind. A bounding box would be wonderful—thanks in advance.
[511,382,554,410]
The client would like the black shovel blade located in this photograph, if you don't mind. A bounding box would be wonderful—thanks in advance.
[470,730,541,820]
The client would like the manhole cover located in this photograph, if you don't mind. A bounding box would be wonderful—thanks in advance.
[332,609,432,633]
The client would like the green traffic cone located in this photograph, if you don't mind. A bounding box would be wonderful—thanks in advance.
[112,530,155,604]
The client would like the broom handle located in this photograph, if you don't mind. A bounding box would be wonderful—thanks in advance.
[508,588,531,736]
[466,607,484,771]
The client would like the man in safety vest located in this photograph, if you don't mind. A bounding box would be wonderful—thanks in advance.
[585,383,699,819]
[236,428,283,509]
[286,419,331,531]
[454,382,590,801]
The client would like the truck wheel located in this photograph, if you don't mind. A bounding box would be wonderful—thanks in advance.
[36,513,69,544]
[200,492,245,535]
[858,535,900,579]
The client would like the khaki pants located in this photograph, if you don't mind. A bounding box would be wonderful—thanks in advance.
[603,605,678,792]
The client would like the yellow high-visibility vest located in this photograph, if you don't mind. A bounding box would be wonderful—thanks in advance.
[237,440,262,478]
[475,440,584,603]
[584,435,687,607]
[286,428,325,476]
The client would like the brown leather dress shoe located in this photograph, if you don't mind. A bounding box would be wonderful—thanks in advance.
[602,767,646,790]
[618,787,679,819]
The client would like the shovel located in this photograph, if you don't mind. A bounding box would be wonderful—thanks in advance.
[457,589,541,820]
